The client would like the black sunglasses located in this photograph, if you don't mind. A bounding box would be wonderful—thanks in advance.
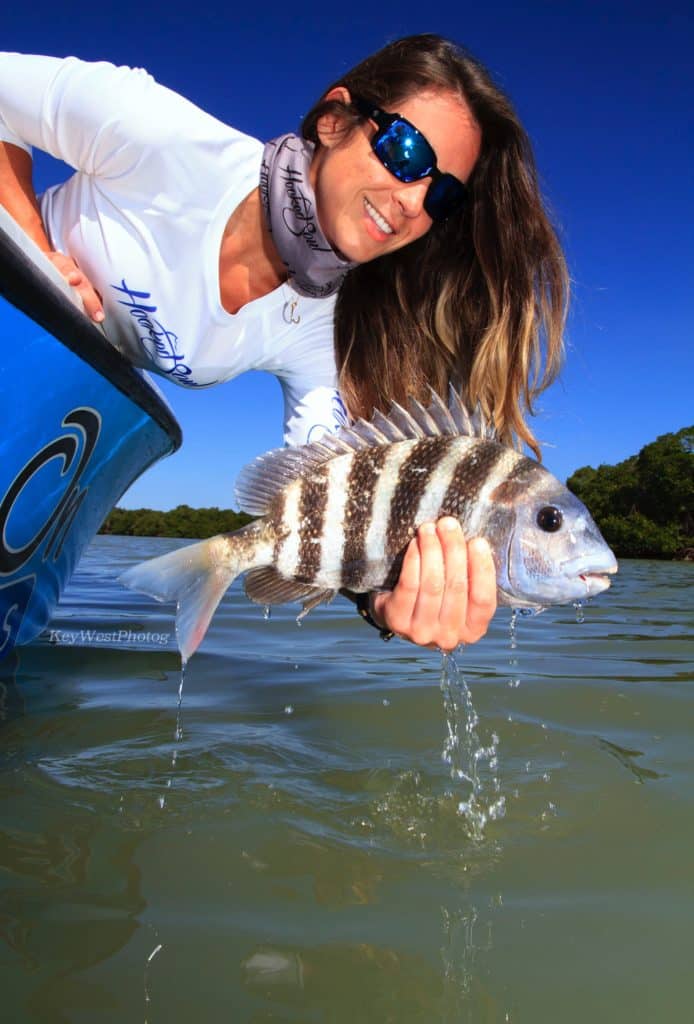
[352,96,468,222]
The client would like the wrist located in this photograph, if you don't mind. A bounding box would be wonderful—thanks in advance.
[355,592,394,641]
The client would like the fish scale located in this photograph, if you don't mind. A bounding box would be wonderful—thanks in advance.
[120,388,618,663]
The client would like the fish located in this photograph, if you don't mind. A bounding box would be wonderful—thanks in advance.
[119,389,618,662]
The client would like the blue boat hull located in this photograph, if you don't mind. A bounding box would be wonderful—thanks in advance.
[0,211,181,657]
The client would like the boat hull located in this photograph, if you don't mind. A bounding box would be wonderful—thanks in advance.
[0,210,181,657]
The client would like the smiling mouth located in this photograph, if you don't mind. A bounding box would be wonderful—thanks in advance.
[363,197,395,235]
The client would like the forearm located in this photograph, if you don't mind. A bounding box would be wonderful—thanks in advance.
[0,141,51,251]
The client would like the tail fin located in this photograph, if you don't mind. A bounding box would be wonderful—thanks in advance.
[119,533,252,664]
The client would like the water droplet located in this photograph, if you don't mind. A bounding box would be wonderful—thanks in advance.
[263,606,271,621]
[573,600,585,623]
[540,800,558,822]
[284,705,294,715]
[488,796,506,820]
[382,698,390,707]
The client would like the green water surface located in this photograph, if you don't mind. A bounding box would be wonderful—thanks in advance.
[0,538,692,1023]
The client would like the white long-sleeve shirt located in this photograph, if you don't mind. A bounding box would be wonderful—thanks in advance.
[0,52,348,445]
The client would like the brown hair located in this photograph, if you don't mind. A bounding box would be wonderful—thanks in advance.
[302,34,568,457]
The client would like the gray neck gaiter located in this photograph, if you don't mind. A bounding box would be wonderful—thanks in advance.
[260,133,356,298]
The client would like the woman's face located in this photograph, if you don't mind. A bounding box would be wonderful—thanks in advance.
[311,88,481,264]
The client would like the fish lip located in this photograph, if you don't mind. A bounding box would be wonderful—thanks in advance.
[575,567,617,596]
[559,554,618,598]
[577,563,618,581]
[562,555,619,579]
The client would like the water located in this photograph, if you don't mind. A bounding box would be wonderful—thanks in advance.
[1,536,692,1023]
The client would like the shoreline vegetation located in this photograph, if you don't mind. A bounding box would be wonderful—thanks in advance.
[567,425,692,560]
[99,505,253,539]
[99,425,693,560]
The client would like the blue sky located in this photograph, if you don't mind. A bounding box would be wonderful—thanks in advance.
[5,1,692,510]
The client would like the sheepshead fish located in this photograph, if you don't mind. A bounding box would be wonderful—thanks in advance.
[120,390,617,662]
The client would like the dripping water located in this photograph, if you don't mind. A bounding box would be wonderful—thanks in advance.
[174,662,185,741]
[509,608,518,650]
[159,661,186,810]
[143,933,163,1022]
[440,653,505,841]
[508,610,520,689]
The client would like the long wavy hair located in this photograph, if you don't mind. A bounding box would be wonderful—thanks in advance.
[301,34,568,457]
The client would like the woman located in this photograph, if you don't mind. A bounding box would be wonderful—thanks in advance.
[0,35,567,651]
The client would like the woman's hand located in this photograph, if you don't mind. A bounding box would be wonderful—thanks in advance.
[46,251,104,323]
[0,143,104,324]
[371,518,497,651]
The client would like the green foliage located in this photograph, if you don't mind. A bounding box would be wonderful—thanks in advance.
[568,425,694,559]
[99,504,254,539]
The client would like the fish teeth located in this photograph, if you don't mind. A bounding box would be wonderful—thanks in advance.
[364,197,394,235]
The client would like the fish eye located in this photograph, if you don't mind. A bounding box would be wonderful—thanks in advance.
[536,505,563,532]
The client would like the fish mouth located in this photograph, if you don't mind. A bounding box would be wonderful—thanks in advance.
[576,564,618,596]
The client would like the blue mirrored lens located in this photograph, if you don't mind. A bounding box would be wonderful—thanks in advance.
[374,122,435,182]
[424,174,468,222]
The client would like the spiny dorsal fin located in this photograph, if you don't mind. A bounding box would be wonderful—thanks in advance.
[370,408,408,442]
[234,386,496,515]
[446,384,496,440]
[346,387,496,446]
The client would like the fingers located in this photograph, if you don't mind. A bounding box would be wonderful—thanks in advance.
[373,519,497,651]
[465,536,497,640]
[46,251,104,323]
[372,527,421,628]
[409,520,450,647]
[434,518,470,650]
